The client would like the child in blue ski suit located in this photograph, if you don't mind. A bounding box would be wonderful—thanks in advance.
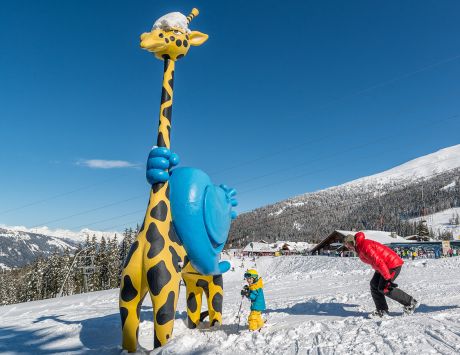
[241,269,266,331]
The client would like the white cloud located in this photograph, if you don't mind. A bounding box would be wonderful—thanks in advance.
[77,159,139,169]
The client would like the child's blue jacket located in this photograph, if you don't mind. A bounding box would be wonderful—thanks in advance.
[247,277,266,311]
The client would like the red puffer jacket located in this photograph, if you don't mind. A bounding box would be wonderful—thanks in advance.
[354,232,403,280]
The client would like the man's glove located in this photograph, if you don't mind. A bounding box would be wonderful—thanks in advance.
[240,285,250,297]
[383,280,398,294]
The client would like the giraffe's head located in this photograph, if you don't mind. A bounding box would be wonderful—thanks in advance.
[140,9,208,61]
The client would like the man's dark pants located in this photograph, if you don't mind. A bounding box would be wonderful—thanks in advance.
[370,266,413,311]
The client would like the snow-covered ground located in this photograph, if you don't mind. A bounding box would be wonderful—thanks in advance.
[1,256,460,354]
[409,207,460,241]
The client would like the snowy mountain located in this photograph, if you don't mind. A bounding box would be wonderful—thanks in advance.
[340,144,460,190]
[230,145,460,245]
[0,225,123,269]
[1,255,459,354]
[0,228,78,269]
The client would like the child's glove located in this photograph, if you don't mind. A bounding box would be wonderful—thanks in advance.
[240,285,250,297]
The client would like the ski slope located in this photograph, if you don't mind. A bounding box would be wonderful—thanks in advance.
[1,256,459,354]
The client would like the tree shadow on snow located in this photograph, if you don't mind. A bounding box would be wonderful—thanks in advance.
[0,324,83,354]
[266,300,365,318]
[0,305,186,354]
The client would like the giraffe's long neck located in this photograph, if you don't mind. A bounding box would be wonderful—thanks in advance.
[157,58,175,149]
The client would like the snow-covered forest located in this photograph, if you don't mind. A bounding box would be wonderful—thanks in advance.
[0,228,138,306]
[229,168,460,246]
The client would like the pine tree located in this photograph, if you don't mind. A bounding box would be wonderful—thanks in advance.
[416,220,430,240]
[108,235,120,288]
[96,236,108,290]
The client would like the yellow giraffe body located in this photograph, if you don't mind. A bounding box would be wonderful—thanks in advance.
[182,261,224,328]
[119,9,222,351]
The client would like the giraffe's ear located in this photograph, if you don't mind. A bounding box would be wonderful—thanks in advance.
[188,31,208,46]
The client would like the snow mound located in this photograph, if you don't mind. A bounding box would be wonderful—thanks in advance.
[152,12,191,33]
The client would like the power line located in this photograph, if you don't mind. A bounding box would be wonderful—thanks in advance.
[22,115,460,233]
[6,51,459,217]
[30,195,145,229]
[210,53,460,177]
[0,174,127,216]
[95,161,460,237]
[68,209,145,231]
[233,114,460,195]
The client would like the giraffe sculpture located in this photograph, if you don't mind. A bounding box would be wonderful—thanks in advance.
[119,9,237,351]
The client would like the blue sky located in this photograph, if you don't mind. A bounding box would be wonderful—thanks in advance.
[1,0,459,232]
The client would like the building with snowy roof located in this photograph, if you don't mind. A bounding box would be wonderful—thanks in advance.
[310,230,413,254]
[310,230,460,256]
[242,240,313,256]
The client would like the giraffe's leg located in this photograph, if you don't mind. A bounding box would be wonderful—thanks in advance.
[183,275,203,329]
[207,275,223,327]
[119,239,147,352]
[147,266,181,348]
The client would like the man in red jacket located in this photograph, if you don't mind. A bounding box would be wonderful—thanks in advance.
[344,231,419,318]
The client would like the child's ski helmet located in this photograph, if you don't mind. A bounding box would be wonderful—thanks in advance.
[244,269,258,280]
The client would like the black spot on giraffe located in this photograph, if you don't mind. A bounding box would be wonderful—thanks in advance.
[147,261,171,296]
[211,319,219,327]
[157,132,166,148]
[159,33,164,38]
[154,333,162,348]
[170,36,175,41]
[213,275,223,288]
[161,86,171,103]
[196,279,210,298]
[165,183,170,199]
[187,315,197,329]
[162,105,172,121]
[175,39,182,47]
[169,71,174,90]
[183,39,188,48]
[169,246,182,273]
[150,200,168,221]
[146,223,165,259]
[156,291,175,325]
[162,54,170,60]
[121,275,138,302]
[200,311,209,322]
[120,307,129,329]
[183,255,190,267]
[165,38,169,43]
[152,182,163,193]
[212,292,223,312]
[176,54,184,59]
[168,222,182,245]
[166,334,170,339]
[123,241,139,268]
[187,292,197,313]
[186,35,189,40]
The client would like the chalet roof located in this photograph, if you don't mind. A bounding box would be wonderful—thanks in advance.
[242,240,315,252]
[310,230,414,253]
